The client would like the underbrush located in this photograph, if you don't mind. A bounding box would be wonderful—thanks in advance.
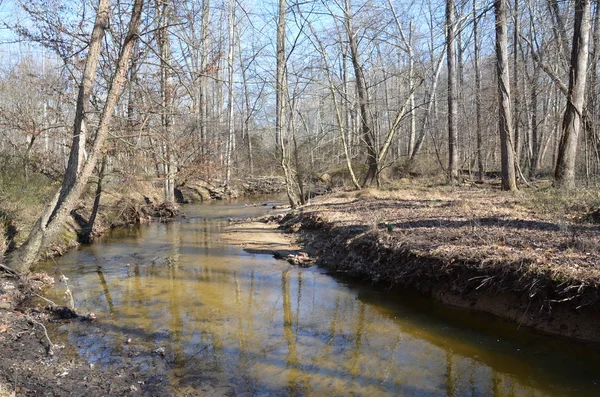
[0,164,57,249]
[0,161,166,257]
[523,186,600,221]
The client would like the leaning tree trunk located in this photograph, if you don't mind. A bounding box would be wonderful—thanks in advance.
[555,0,591,189]
[7,0,145,272]
[495,0,518,191]
[82,155,107,243]
[303,7,361,190]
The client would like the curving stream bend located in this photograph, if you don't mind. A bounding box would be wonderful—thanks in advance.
[40,197,600,396]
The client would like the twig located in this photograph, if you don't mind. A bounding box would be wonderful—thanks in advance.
[30,292,58,307]
[517,299,532,330]
[27,316,55,356]
[0,263,18,277]
[51,258,75,310]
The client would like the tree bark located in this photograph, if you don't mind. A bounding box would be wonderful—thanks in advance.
[83,155,107,243]
[446,0,459,183]
[474,0,484,181]
[513,0,522,169]
[156,0,175,203]
[555,0,591,188]
[7,0,145,272]
[199,0,210,154]
[529,66,541,178]
[52,0,111,222]
[225,0,235,189]
[344,0,377,187]
[495,0,518,191]
[276,0,300,207]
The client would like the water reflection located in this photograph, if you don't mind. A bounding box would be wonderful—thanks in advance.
[39,199,600,397]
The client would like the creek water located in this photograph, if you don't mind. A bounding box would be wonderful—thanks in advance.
[39,196,600,396]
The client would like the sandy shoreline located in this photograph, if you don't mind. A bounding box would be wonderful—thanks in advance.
[220,219,300,256]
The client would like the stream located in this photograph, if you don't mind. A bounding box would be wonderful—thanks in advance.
[39,196,600,396]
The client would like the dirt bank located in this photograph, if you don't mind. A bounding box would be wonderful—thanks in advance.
[275,188,600,342]
[0,183,181,396]
[0,270,174,396]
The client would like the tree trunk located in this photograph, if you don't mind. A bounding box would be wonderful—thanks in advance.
[199,0,210,154]
[156,0,175,203]
[473,0,484,181]
[239,39,254,177]
[83,155,107,243]
[407,22,416,159]
[446,0,459,183]
[555,0,591,188]
[276,0,300,208]
[586,1,600,175]
[513,0,522,169]
[344,0,377,187]
[7,0,145,272]
[224,0,235,189]
[495,0,518,191]
[529,66,541,178]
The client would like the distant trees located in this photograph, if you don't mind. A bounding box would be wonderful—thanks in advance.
[2,0,599,193]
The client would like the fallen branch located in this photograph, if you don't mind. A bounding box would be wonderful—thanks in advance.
[0,263,18,277]
[27,316,55,356]
[30,292,59,307]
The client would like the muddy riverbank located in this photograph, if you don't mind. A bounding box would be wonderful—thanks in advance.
[271,188,600,342]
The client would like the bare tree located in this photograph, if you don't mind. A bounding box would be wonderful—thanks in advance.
[224,0,236,189]
[7,0,145,272]
[343,0,378,187]
[300,6,361,189]
[156,0,176,202]
[447,0,459,183]
[495,0,518,191]
[276,0,300,207]
[473,0,484,181]
[555,0,592,188]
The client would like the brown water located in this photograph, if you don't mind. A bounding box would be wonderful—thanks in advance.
[40,197,600,396]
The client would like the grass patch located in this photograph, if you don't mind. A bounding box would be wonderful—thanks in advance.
[0,164,57,246]
[523,186,600,219]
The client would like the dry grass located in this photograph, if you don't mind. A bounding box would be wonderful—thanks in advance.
[0,166,57,247]
[523,185,600,219]
[0,162,165,254]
